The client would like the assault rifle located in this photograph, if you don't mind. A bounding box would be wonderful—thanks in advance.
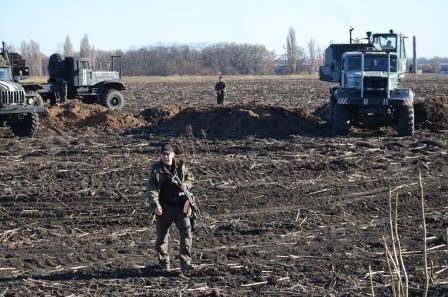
[171,174,212,234]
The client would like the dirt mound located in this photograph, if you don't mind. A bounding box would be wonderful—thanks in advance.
[312,102,331,122]
[155,105,321,138]
[415,96,448,130]
[43,101,145,130]
[139,105,183,124]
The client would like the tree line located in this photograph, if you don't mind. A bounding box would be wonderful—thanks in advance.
[12,30,445,76]
[10,29,330,76]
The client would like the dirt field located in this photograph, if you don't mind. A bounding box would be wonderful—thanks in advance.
[0,75,447,296]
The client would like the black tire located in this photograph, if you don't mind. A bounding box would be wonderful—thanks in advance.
[9,112,39,137]
[396,105,414,136]
[100,89,125,110]
[48,54,63,81]
[34,93,44,106]
[333,104,350,136]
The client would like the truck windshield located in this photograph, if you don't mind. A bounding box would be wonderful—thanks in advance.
[0,67,11,80]
[373,35,397,50]
[347,55,397,72]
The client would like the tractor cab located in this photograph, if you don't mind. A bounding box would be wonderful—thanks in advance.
[372,33,398,51]
[371,31,407,77]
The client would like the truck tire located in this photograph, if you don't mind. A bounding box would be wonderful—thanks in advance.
[34,93,44,106]
[9,112,39,137]
[101,89,124,110]
[396,105,414,136]
[333,104,350,136]
[48,54,63,81]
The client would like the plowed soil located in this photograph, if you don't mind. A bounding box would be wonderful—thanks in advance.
[0,75,447,296]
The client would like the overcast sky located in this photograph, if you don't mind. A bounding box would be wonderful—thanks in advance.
[1,0,445,58]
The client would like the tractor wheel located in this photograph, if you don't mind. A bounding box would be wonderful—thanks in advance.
[100,89,125,110]
[328,100,335,127]
[396,105,414,136]
[333,104,350,136]
[9,112,39,137]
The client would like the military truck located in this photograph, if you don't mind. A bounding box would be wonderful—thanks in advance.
[320,29,414,136]
[0,43,43,137]
[23,54,126,110]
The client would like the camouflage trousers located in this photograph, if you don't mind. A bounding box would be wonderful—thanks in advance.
[155,205,192,267]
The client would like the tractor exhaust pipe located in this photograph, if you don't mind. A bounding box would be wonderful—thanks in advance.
[350,27,354,44]
[366,31,372,44]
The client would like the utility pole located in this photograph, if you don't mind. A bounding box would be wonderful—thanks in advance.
[413,36,417,74]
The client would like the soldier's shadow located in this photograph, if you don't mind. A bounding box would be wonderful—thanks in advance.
[0,265,179,284]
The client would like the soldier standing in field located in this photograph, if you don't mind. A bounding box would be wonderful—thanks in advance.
[147,144,195,272]
[214,76,226,105]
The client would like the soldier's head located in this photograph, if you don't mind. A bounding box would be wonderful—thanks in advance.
[219,76,223,81]
[160,143,175,166]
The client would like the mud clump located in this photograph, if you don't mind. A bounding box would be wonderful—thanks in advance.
[43,101,145,130]
[155,105,321,138]
[414,96,448,130]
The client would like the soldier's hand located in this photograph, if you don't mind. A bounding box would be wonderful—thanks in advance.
[154,207,163,216]
[179,183,188,191]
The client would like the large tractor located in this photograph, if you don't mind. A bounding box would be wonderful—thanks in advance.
[320,29,414,136]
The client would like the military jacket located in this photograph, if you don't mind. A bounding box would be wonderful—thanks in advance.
[215,81,226,92]
[147,159,193,209]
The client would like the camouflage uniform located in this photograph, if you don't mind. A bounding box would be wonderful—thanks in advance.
[147,159,194,269]
[215,79,226,105]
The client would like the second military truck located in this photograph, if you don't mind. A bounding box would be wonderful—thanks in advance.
[24,54,126,110]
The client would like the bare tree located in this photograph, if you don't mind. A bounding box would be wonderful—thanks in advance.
[307,38,317,74]
[430,56,441,73]
[63,35,74,57]
[20,40,43,76]
[95,49,114,71]
[316,45,324,70]
[80,34,96,67]
[286,27,299,73]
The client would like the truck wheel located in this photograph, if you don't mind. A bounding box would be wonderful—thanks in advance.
[396,106,414,136]
[34,93,44,106]
[101,89,124,110]
[333,104,350,136]
[9,112,39,137]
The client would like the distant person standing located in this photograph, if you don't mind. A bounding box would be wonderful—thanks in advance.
[214,76,226,105]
